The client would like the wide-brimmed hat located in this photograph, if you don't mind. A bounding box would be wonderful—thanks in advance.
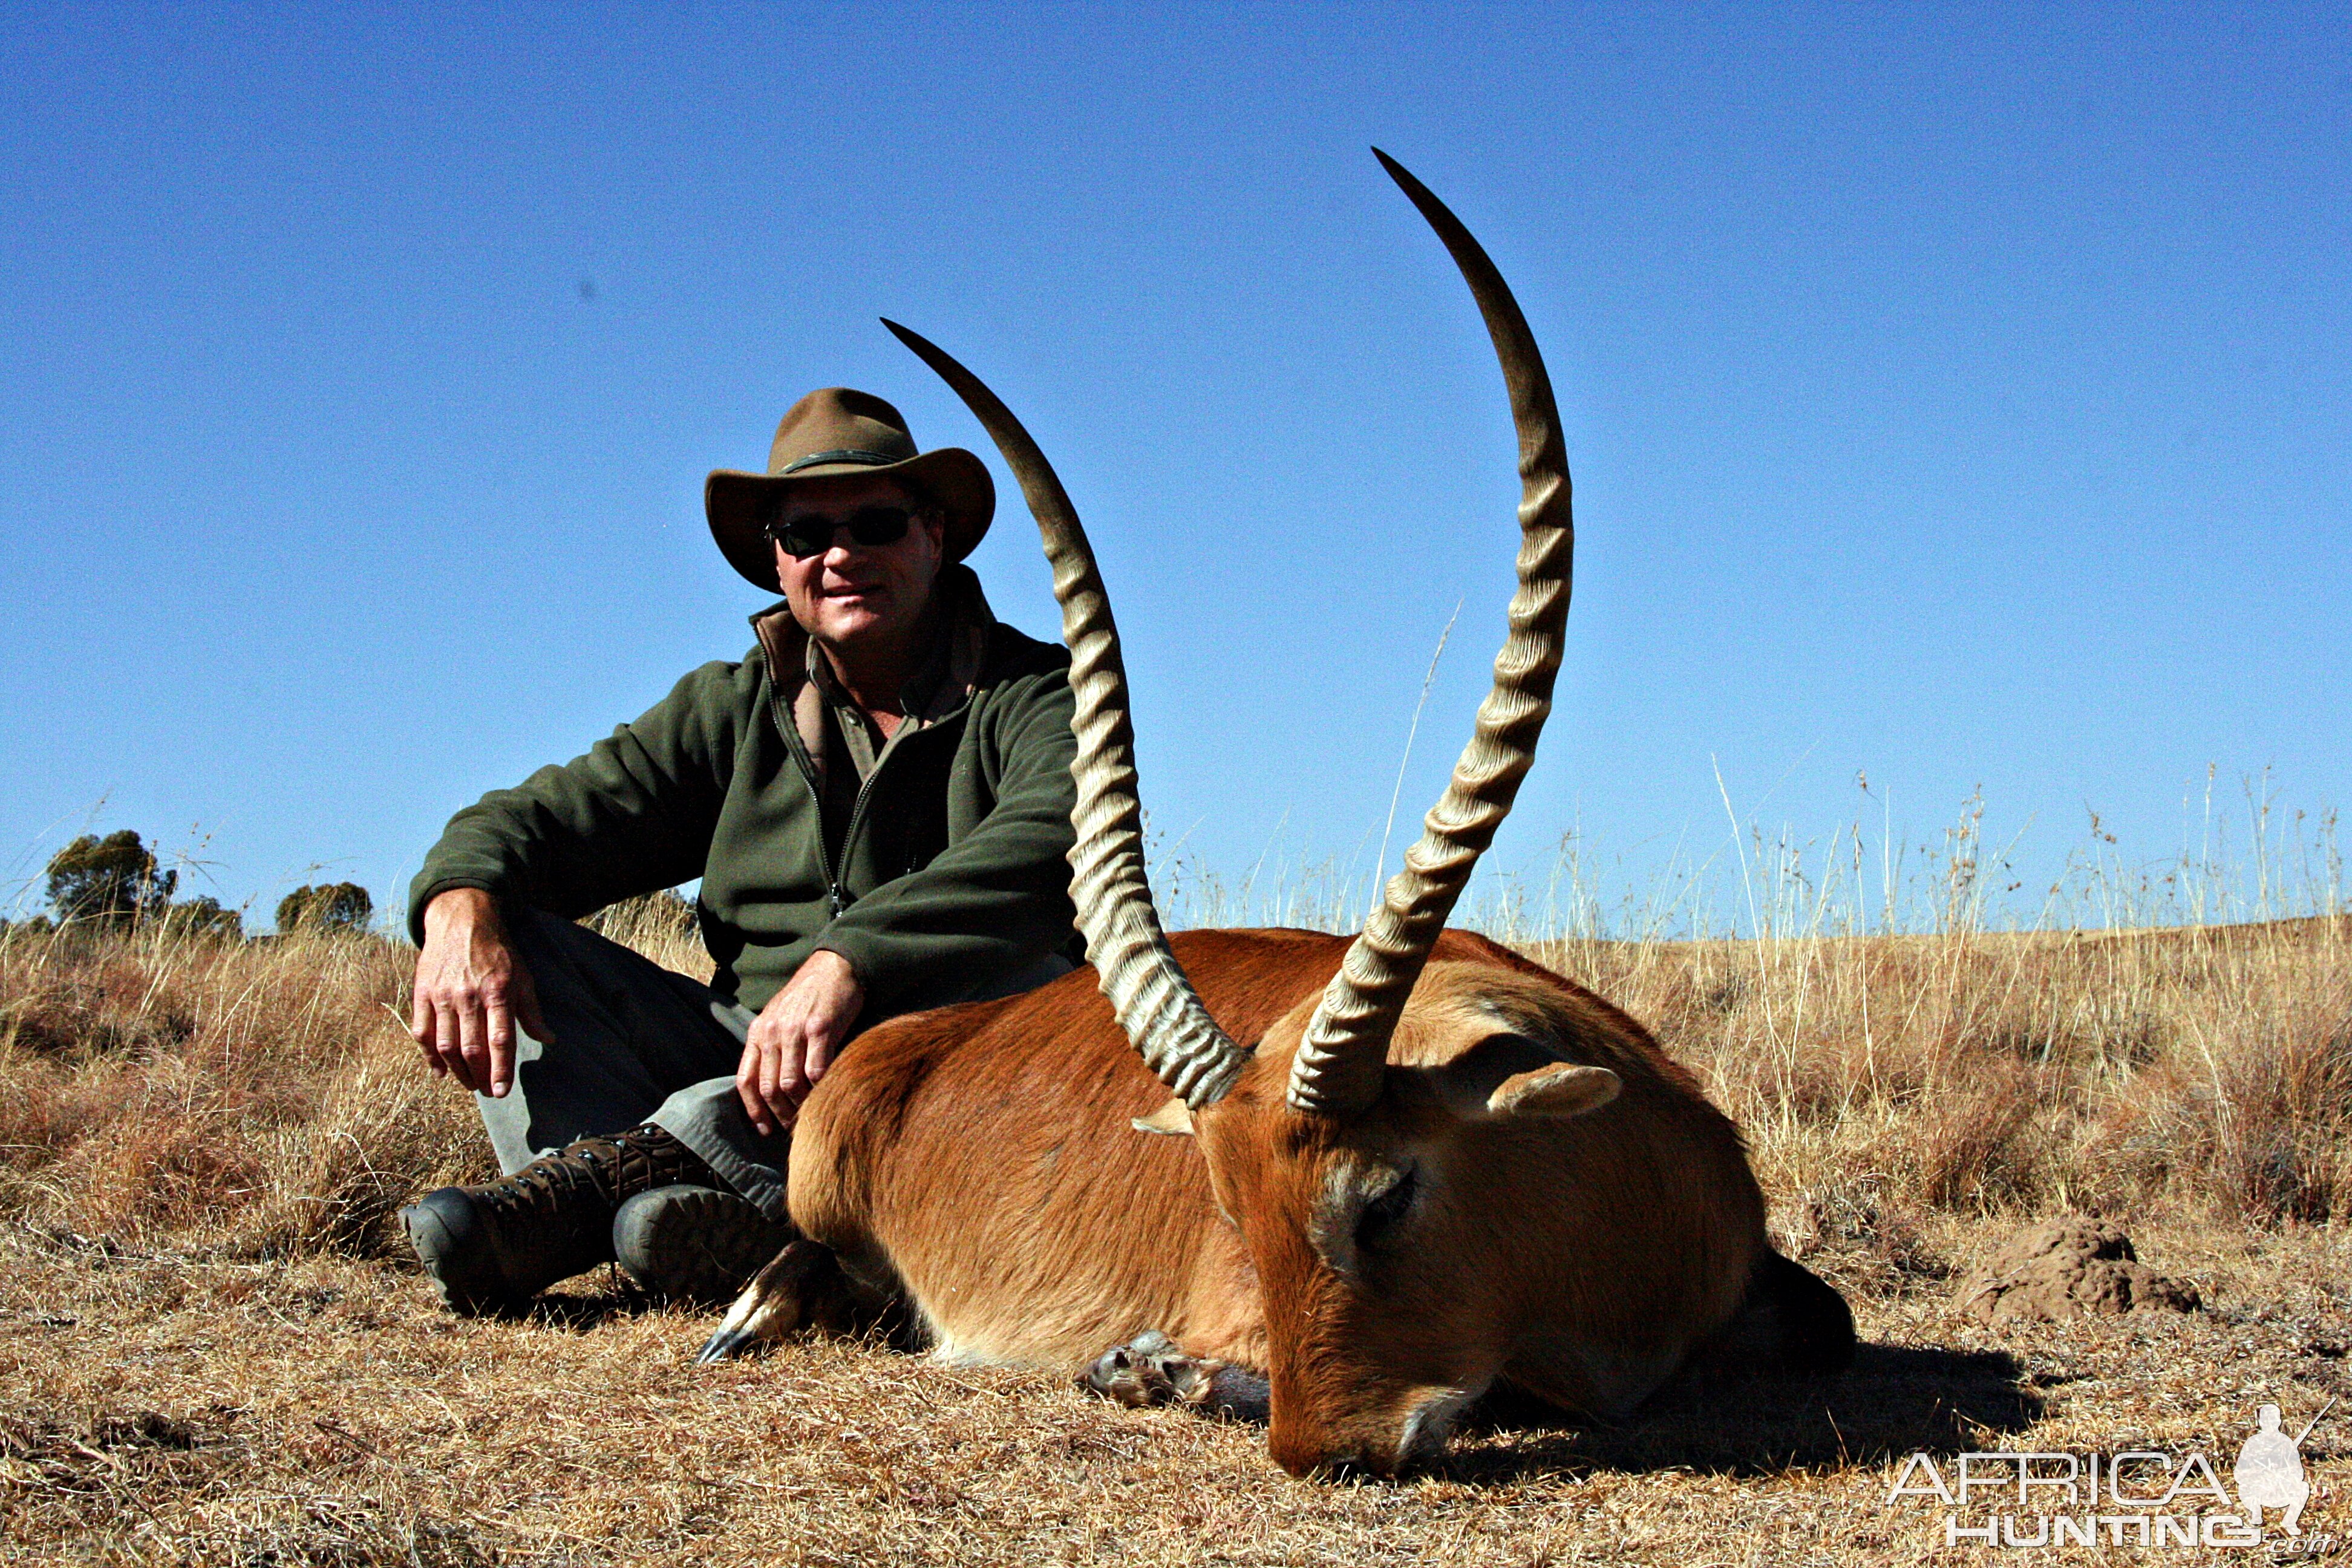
[705,387,995,592]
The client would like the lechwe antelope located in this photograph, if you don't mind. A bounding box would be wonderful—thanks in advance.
[697,151,1854,1477]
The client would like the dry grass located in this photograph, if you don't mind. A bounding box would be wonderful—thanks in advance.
[3,893,2348,1564]
[0,924,488,1262]
[1536,914,2352,1241]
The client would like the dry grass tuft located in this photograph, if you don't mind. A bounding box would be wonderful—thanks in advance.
[1532,915,2352,1231]
[0,924,489,1258]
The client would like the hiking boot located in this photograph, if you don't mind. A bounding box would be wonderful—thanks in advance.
[613,1184,795,1304]
[402,1123,719,1314]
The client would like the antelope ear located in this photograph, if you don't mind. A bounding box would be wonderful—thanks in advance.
[1488,1063,1620,1120]
[1131,1098,1196,1137]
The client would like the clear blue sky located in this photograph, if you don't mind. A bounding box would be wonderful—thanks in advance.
[3,4,2345,933]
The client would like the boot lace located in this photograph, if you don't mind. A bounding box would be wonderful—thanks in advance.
[469,1124,717,1219]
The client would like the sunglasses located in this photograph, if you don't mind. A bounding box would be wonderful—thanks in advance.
[766,505,921,559]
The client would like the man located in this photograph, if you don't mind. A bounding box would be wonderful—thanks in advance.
[399,388,1080,1313]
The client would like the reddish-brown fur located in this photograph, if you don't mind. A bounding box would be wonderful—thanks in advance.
[740,925,1803,1475]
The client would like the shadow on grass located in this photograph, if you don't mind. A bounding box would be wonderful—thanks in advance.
[517,1278,679,1331]
[1442,1341,2041,1482]
[520,1279,920,1345]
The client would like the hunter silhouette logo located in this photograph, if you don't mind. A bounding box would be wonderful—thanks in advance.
[1886,1398,2334,1549]
[2235,1402,2322,1537]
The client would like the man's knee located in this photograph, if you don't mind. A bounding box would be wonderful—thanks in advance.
[501,901,691,1018]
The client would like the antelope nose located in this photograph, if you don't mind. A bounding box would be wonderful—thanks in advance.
[1396,1387,1478,1466]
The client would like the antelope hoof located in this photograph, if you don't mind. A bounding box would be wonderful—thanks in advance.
[696,1324,762,1364]
[1081,1330,1206,1406]
[1079,1331,1267,1420]
[694,1238,832,1365]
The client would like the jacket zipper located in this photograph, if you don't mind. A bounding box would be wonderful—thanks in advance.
[768,682,907,921]
[834,767,887,916]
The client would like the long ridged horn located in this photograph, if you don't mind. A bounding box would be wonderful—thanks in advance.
[884,318,1250,1107]
[1285,151,1576,1118]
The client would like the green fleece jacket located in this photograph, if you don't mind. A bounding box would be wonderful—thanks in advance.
[407,567,1080,1014]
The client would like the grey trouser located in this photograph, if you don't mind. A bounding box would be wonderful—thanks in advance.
[479,907,1071,1221]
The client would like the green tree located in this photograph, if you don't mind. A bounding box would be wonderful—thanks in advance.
[160,895,245,942]
[276,881,374,936]
[45,831,175,928]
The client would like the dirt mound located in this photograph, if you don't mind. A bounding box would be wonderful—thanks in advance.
[1958,1217,2202,1324]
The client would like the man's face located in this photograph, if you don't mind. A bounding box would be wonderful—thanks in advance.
[772,474,949,653]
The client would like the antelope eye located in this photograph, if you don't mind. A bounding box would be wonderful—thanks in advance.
[1354,1165,1417,1249]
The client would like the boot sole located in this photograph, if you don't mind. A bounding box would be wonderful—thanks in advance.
[613,1184,793,1304]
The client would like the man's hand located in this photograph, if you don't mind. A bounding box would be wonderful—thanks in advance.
[409,888,553,1098]
[737,949,864,1137]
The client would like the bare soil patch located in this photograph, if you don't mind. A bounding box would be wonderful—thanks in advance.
[1956,1216,2203,1325]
